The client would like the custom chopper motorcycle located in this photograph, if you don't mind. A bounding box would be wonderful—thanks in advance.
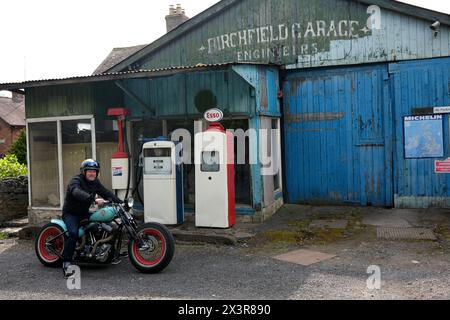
[35,198,175,273]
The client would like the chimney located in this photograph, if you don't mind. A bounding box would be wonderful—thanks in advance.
[165,4,189,33]
[12,91,25,103]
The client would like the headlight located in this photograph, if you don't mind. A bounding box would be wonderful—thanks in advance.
[127,197,134,208]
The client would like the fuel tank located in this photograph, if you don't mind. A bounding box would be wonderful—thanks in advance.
[90,207,117,222]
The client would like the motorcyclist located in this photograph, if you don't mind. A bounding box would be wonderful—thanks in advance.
[61,159,123,277]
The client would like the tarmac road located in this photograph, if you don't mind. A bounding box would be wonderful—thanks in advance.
[1,236,450,300]
[0,240,309,300]
[3,205,450,300]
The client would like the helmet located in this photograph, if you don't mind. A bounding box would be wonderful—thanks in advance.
[80,159,100,175]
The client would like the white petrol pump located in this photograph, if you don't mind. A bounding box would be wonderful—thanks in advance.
[143,138,184,225]
[194,109,236,228]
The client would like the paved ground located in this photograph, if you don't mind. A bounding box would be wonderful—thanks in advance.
[2,205,450,300]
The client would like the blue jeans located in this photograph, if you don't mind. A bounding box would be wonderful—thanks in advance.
[62,213,89,263]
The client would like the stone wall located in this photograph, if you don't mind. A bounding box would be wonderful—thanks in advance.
[28,208,62,226]
[0,176,28,223]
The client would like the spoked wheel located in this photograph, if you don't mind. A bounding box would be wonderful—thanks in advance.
[35,223,65,267]
[128,223,175,274]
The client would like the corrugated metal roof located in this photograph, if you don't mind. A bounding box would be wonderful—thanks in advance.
[0,63,249,90]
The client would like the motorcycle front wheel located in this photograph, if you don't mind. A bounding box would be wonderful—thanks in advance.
[128,223,175,274]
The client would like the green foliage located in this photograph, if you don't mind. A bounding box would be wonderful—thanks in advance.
[0,232,8,240]
[0,154,28,179]
[8,130,27,165]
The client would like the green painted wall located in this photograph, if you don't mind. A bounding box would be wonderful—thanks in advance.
[26,82,123,119]
[26,85,94,119]
[122,69,256,119]
[116,0,450,71]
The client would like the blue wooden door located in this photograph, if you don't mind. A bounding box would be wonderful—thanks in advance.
[283,64,393,206]
[391,57,450,208]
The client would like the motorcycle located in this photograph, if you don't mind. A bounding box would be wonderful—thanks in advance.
[35,198,175,274]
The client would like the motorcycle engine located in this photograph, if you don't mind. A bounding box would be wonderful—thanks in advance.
[95,244,113,263]
[82,222,118,261]
[85,222,117,235]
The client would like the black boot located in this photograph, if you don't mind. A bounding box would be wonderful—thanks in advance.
[62,262,75,278]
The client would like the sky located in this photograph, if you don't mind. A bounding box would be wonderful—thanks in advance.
[0,0,449,84]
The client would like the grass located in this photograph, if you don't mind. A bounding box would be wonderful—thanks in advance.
[0,232,8,240]
[434,225,450,241]
[261,210,366,247]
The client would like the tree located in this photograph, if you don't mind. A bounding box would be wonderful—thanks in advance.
[8,129,27,165]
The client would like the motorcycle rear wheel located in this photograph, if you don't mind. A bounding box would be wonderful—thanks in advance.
[35,223,65,268]
[128,223,175,274]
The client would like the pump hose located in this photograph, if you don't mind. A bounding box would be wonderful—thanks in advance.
[133,142,145,205]
[133,164,144,205]
[123,120,132,200]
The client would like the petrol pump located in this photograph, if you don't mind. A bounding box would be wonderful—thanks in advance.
[107,108,132,200]
[143,138,184,225]
[194,108,236,228]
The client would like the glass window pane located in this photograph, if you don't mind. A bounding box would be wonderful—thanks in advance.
[272,119,281,191]
[201,151,220,172]
[143,148,172,157]
[95,119,120,190]
[62,120,92,187]
[29,122,60,207]
[221,119,252,205]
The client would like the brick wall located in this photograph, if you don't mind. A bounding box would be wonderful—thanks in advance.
[0,118,24,155]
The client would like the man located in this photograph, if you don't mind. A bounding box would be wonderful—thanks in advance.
[62,159,123,277]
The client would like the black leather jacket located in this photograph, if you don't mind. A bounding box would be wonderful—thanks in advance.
[62,174,122,216]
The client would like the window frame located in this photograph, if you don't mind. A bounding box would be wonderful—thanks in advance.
[26,115,96,209]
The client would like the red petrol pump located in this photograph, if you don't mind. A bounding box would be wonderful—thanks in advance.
[194,108,236,228]
[107,108,132,200]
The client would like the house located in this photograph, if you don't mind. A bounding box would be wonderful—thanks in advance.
[0,91,25,156]
[1,0,450,226]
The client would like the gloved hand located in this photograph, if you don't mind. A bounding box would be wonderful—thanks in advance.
[107,197,123,204]
[95,198,109,207]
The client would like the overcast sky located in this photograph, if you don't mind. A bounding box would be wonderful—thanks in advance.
[0,0,449,83]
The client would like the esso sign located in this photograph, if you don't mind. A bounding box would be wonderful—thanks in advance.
[204,109,224,122]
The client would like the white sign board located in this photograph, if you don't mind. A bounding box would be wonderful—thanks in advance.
[204,108,224,123]
[434,107,450,114]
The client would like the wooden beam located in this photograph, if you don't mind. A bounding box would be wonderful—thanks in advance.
[114,80,155,115]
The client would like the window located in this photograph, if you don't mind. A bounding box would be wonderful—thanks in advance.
[144,148,172,158]
[95,119,119,190]
[27,116,95,208]
[144,148,173,175]
[272,118,281,191]
[222,119,252,205]
[62,120,92,187]
[29,122,60,207]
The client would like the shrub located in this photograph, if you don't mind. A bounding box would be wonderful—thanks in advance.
[0,154,28,179]
[8,129,27,165]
